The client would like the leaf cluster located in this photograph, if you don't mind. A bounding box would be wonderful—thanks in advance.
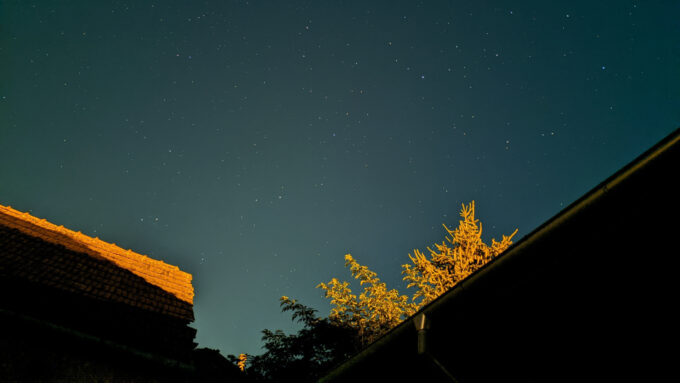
[235,297,361,382]
[237,201,517,380]
[317,255,418,345]
[403,201,518,306]
[319,201,517,344]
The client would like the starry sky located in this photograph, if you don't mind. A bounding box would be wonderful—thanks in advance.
[1,1,678,357]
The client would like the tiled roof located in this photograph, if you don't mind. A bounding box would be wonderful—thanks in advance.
[0,204,194,321]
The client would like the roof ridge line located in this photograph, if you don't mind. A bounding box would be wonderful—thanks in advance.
[0,204,194,304]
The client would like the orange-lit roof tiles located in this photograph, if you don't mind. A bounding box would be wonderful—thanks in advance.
[0,204,194,305]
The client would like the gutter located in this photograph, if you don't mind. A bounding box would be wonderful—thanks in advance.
[319,127,680,382]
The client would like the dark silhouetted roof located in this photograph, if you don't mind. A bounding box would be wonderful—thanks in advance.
[321,128,680,382]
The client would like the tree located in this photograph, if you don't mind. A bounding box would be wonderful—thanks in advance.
[403,201,518,306]
[233,297,361,382]
[316,255,418,345]
[237,201,517,379]
[318,201,517,344]
[237,354,247,372]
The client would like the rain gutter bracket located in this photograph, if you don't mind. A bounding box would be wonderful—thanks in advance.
[413,313,460,383]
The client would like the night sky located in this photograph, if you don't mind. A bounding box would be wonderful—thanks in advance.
[1,1,678,357]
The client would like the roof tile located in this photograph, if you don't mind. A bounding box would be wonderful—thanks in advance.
[0,204,194,321]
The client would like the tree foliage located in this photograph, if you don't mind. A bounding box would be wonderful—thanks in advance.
[236,201,517,379]
[316,255,418,345]
[234,297,361,382]
[403,201,518,306]
[237,354,247,372]
[318,201,517,344]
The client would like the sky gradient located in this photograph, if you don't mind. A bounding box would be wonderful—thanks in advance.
[1,1,678,357]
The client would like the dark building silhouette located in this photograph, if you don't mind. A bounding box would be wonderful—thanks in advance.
[320,128,680,382]
[0,205,240,381]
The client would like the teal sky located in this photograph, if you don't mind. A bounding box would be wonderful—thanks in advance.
[1,1,678,357]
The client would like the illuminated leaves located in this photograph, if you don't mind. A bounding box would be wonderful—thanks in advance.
[403,201,517,307]
[318,201,517,345]
[238,353,247,371]
[317,254,417,345]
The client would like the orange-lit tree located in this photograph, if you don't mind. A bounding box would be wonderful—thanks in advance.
[239,201,518,379]
[316,255,418,345]
[403,201,518,307]
[237,353,247,372]
[318,201,517,345]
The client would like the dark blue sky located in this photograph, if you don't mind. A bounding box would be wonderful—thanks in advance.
[1,1,678,357]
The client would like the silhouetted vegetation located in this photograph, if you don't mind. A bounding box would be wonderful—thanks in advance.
[229,298,361,382]
[234,201,517,380]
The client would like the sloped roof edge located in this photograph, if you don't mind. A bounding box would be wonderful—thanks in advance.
[0,205,194,305]
[319,127,680,382]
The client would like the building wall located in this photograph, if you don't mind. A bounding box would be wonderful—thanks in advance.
[1,308,195,382]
